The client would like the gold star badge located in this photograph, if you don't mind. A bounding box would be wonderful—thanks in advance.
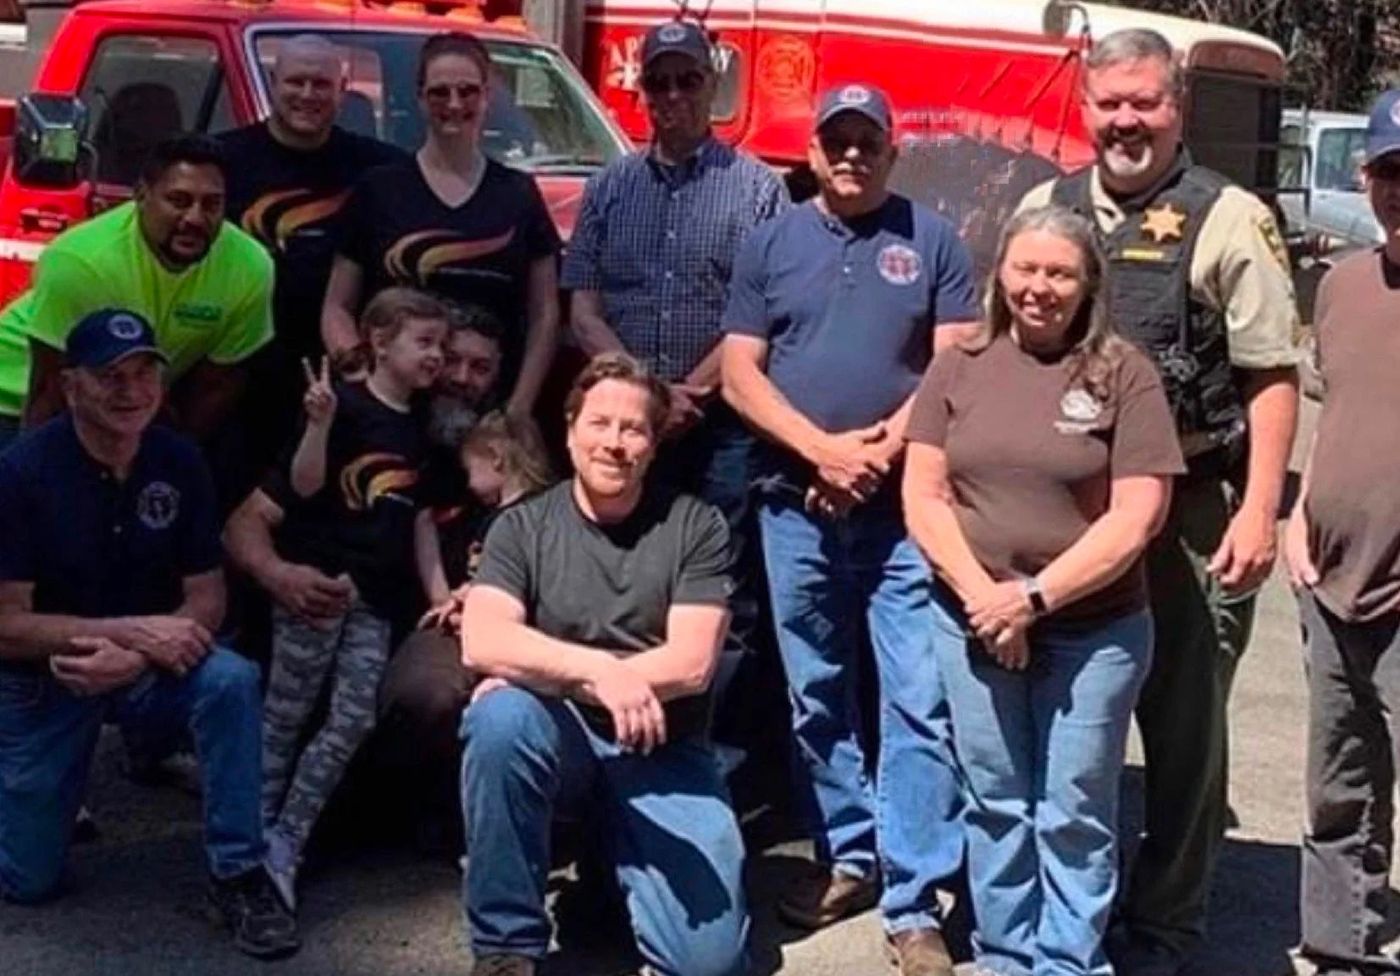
[1141,203,1186,244]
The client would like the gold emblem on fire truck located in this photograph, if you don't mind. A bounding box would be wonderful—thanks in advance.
[1141,203,1186,244]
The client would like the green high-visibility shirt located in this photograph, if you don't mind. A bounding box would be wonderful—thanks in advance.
[0,202,274,417]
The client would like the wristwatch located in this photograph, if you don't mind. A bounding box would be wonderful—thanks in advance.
[1022,576,1049,617]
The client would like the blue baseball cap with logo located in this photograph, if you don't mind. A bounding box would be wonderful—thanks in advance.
[65,308,167,369]
[815,83,893,133]
[641,20,712,70]
[1365,90,1400,165]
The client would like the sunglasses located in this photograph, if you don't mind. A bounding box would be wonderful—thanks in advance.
[641,70,706,95]
[423,82,484,102]
[819,133,886,158]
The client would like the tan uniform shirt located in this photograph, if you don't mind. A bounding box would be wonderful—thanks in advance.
[1019,166,1303,370]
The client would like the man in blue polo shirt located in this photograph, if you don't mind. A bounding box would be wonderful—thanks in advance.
[721,84,979,975]
[0,309,298,959]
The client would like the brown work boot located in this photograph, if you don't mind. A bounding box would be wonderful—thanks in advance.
[776,864,879,929]
[884,927,955,976]
[470,955,536,976]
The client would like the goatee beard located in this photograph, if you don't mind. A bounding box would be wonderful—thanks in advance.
[426,395,480,449]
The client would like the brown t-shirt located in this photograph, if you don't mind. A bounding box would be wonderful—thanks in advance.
[1305,248,1400,622]
[907,334,1185,625]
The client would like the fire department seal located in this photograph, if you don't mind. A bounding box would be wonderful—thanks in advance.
[877,243,921,285]
[657,23,688,44]
[136,481,180,531]
[1060,388,1102,424]
[107,313,145,340]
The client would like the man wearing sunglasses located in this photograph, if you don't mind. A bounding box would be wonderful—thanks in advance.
[721,85,978,976]
[562,18,788,754]
[1286,89,1400,976]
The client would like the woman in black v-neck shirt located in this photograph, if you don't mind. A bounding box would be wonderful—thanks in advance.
[322,32,562,418]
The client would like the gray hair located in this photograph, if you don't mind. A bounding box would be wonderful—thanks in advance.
[975,204,1125,402]
[1084,28,1185,101]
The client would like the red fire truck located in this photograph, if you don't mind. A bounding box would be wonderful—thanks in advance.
[0,0,632,305]
[0,0,1289,300]
[569,0,1289,278]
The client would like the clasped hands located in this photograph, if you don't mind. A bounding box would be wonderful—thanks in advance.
[804,422,900,519]
[51,614,214,696]
[965,580,1037,672]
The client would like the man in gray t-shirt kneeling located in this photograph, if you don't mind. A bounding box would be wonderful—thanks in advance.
[457,352,749,976]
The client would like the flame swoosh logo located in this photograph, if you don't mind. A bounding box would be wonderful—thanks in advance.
[383,227,517,285]
[339,452,418,511]
[274,189,352,250]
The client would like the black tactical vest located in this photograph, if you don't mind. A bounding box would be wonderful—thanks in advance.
[1050,161,1247,464]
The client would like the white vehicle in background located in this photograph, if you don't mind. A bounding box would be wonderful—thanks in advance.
[1280,108,1383,252]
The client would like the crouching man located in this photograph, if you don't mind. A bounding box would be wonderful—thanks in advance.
[0,309,297,959]
[458,352,749,976]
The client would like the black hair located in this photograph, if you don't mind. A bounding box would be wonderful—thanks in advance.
[138,134,228,187]
[447,301,505,346]
[416,31,493,90]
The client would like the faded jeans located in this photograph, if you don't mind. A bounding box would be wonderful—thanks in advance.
[460,687,750,976]
[0,648,264,902]
[757,494,963,932]
[931,586,1152,976]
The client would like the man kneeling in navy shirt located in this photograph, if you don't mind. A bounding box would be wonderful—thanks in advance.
[0,309,298,959]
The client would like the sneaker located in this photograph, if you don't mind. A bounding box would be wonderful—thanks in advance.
[207,866,301,960]
[470,954,537,976]
[884,927,955,976]
[776,864,879,930]
[263,826,300,912]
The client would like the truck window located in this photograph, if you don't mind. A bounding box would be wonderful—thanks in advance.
[1277,123,1304,189]
[251,30,623,170]
[79,35,233,186]
[1315,128,1367,192]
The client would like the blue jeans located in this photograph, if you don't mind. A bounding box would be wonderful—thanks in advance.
[930,587,1152,976]
[0,647,264,902]
[757,495,963,932]
[460,687,750,976]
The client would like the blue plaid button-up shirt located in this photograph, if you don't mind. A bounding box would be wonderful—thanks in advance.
[561,137,789,380]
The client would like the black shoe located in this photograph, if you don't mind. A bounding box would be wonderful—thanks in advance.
[207,866,301,960]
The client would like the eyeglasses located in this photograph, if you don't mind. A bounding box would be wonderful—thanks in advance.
[641,70,706,95]
[423,82,484,103]
[819,133,886,158]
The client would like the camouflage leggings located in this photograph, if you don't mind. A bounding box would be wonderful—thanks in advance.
[262,599,391,853]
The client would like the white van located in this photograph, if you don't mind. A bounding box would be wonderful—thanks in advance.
[1279,109,1384,250]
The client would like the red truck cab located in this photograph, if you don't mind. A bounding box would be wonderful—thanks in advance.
[0,0,632,306]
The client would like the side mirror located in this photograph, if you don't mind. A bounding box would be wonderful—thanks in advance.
[13,93,88,188]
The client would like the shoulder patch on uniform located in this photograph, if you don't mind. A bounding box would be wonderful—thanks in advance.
[1256,214,1290,271]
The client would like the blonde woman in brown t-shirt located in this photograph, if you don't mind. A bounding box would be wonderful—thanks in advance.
[902,205,1184,976]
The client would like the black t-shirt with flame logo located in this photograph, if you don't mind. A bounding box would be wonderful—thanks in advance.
[219,122,407,362]
[263,380,429,623]
[340,157,561,383]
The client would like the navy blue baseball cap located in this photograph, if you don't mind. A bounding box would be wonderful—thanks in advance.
[815,83,893,133]
[1365,90,1400,165]
[65,309,167,369]
[641,20,712,70]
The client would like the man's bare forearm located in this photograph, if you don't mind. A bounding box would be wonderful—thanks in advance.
[1239,367,1299,519]
[0,612,135,661]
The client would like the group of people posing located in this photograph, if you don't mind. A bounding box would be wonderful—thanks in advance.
[0,15,1395,976]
